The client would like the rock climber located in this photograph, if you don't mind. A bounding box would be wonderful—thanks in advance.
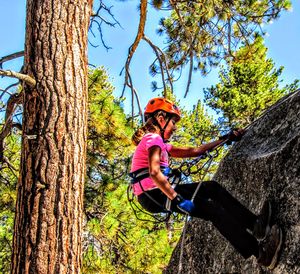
[129,97,282,269]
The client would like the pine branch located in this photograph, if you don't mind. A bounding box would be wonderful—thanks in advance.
[0,82,19,100]
[0,69,36,87]
[143,36,174,96]
[122,0,148,96]
[2,155,18,177]
[89,1,122,49]
[184,50,193,98]
[120,0,147,122]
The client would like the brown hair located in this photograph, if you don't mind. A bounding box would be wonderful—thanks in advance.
[132,111,167,146]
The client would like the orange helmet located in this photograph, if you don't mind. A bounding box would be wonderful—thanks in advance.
[144,98,181,120]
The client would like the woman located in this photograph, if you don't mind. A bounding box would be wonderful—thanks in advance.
[130,97,282,270]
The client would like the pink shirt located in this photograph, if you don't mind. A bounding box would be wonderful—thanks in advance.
[130,133,172,195]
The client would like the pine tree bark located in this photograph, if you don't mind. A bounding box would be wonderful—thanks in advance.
[11,0,93,273]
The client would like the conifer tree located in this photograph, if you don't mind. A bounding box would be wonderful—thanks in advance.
[157,0,291,75]
[204,37,299,128]
[11,1,92,272]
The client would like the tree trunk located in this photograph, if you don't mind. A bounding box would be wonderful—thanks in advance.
[11,0,93,273]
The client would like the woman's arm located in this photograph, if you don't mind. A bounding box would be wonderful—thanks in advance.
[169,139,224,158]
[169,128,245,158]
[148,146,177,200]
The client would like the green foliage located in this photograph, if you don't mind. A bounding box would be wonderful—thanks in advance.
[158,0,291,75]
[88,67,133,160]
[0,129,21,273]
[82,183,181,274]
[151,0,164,10]
[204,37,299,128]
[85,67,134,219]
[83,70,183,274]
[0,68,250,274]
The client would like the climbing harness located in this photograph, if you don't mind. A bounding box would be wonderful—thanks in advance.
[127,165,182,223]
[127,139,227,272]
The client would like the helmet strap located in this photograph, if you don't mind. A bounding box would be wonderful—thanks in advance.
[152,113,172,142]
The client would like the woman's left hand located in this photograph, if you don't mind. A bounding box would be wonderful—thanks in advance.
[220,128,246,143]
[229,128,245,141]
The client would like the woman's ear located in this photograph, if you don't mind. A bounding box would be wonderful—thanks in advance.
[156,114,165,125]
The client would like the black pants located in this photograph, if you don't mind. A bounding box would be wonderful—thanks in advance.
[137,181,259,259]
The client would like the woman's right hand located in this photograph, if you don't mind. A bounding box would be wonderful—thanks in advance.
[173,194,195,215]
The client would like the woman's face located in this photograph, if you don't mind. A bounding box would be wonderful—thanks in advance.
[158,115,178,140]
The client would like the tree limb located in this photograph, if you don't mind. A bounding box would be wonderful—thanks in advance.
[127,68,143,122]
[0,51,24,69]
[184,50,194,98]
[2,155,18,178]
[89,1,122,49]
[0,92,23,163]
[143,36,174,96]
[122,0,148,97]
[0,69,36,87]
[118,0,148,123]
[91,2,122,28]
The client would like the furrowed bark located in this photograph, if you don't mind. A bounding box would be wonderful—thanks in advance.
[11,0,93,273]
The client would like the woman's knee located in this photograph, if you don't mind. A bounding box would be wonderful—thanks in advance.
[201,180,219,191]
[198,180,226,199]
[192,198,220,221]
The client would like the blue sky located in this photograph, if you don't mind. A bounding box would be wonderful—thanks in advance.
[1,0,299,115]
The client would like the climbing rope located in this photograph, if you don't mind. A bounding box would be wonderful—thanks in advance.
[177,139,228,273]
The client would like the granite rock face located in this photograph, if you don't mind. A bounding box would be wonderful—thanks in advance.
[166,90,300,274]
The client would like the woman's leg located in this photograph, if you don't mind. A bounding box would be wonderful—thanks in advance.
[176,181,257,230]
[199,181,257,230]
[173,182,259,259]
[137,188,168,213]
[137,183,279,265]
